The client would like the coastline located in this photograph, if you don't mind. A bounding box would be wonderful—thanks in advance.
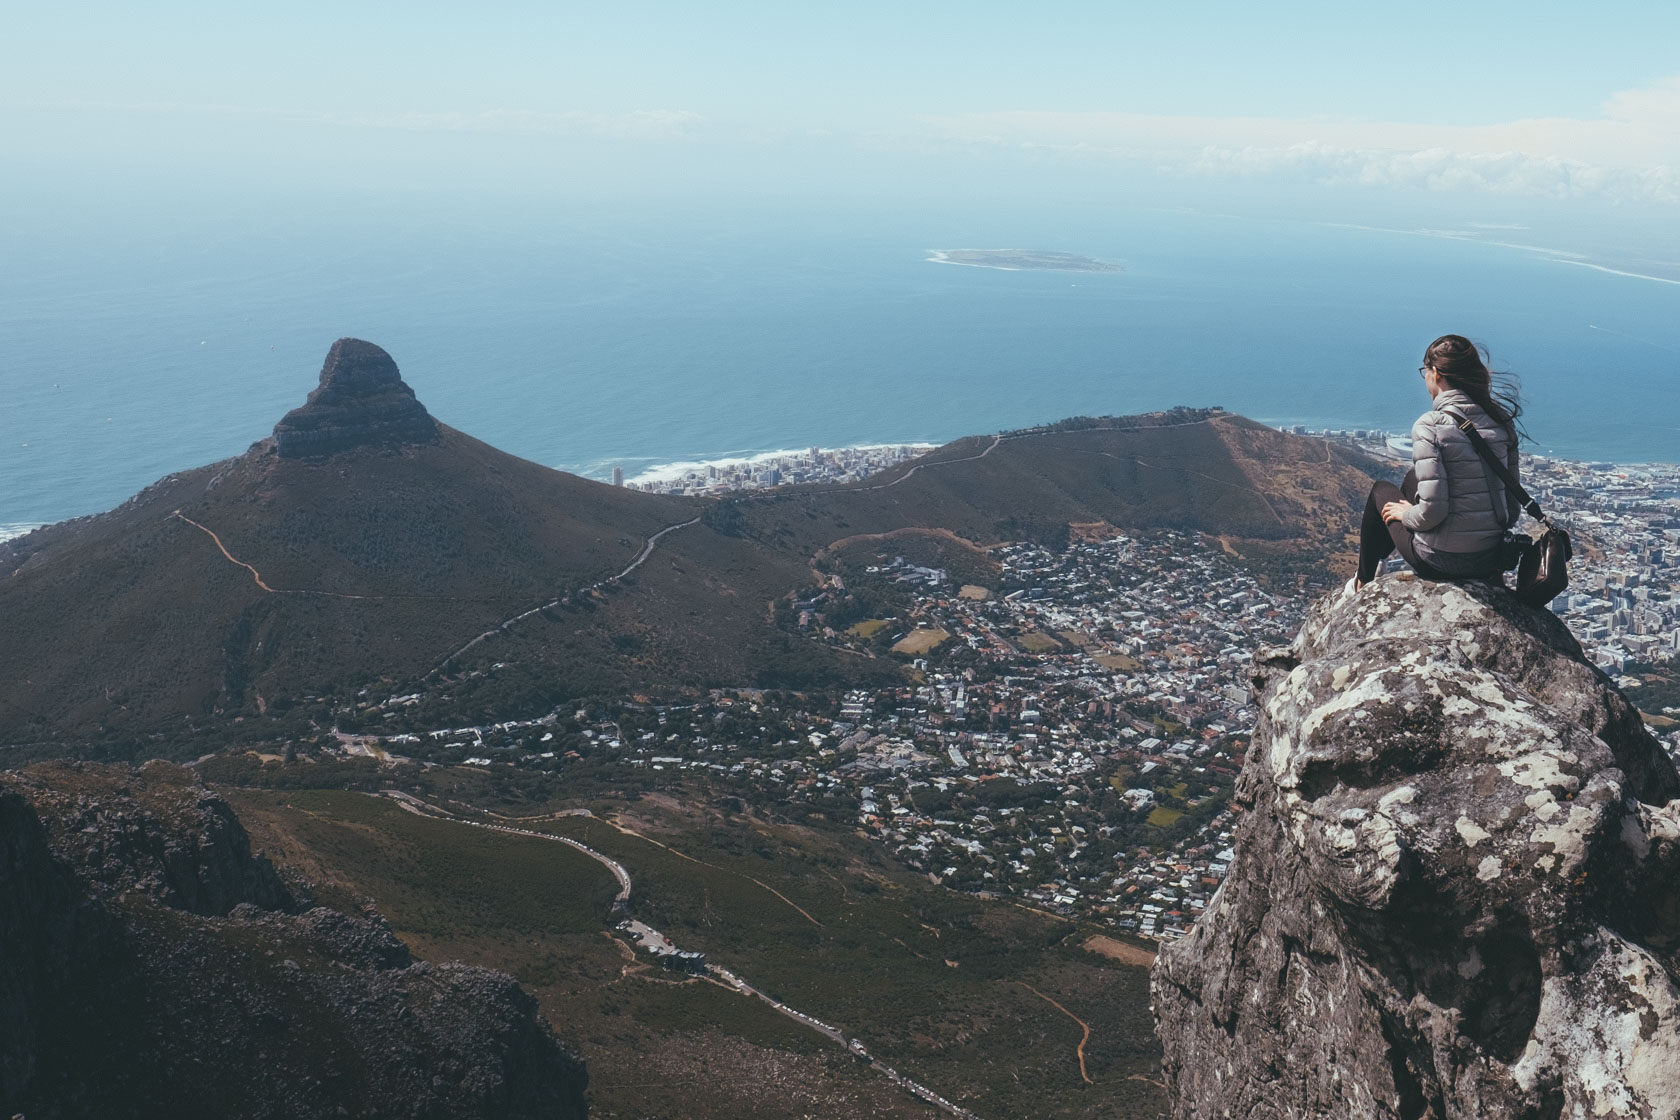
[926,250,1024,272]
[561,443,940,486]
[622,443,937,486]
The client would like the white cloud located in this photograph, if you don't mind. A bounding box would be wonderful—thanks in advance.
[919,76,1680,205]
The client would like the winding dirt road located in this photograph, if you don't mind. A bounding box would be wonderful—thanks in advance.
[428,515,701,675]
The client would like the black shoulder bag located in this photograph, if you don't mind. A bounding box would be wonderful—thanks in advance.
[1447,412,1572,607]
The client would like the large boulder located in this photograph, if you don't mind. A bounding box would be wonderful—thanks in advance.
[1153,575,1680,1119]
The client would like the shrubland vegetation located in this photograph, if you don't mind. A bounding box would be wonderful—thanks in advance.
[223,772,1168,1120]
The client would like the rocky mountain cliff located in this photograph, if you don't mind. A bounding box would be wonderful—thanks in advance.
[1152,576,1680,1119]
[273,338,439,458]
[0,762,587,1119]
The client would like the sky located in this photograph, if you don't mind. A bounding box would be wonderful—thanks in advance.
[5,0,1680,219]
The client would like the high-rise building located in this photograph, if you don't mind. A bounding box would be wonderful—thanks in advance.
[612,467,624,487]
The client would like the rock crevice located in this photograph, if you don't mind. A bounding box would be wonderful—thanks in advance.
[1153,576,1680,1119]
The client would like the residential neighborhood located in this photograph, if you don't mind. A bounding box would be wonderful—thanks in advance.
[344,448,1680,945]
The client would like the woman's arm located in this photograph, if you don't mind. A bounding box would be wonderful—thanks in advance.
[1399,419,1449,531]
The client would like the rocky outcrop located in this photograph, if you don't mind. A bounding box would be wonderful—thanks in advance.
[273,338,439,458]
[0,762,586,1119]
[1153,575,1680,1119]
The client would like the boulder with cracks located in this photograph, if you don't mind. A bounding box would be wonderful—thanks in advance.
[1152,575,1680,1119]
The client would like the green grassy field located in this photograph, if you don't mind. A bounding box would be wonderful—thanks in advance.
[1017,632,1064,653]
[891,627,951,655]
[224,784,1167,1120]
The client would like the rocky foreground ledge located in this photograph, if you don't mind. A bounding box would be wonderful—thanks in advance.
[1153,575,1680,1119]
[0,762,586,1119]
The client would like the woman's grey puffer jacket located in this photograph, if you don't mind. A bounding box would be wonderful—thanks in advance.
[1399,387,1519,557]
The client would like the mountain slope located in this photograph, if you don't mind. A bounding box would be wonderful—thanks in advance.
[725,410,1379,575]
[0,347,1380,747]
[0,341,837,743]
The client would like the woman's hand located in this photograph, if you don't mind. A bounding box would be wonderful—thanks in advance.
[1381,500,1412,524]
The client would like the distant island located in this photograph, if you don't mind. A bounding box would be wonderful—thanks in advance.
[927,248,1123,273]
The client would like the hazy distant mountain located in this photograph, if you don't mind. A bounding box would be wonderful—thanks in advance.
[0,342,1378,749]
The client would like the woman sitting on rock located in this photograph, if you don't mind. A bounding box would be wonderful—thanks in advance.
[1351,334,1521,591]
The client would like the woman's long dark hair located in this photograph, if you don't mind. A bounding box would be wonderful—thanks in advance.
[1424,334,1524,441]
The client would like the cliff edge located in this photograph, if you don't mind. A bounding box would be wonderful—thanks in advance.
[1152,575,1680,1119]
[0,762,587,1119]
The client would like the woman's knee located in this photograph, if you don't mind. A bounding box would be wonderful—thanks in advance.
[1368,480,1403,506]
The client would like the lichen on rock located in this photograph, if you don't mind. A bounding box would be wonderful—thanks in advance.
[1152,575,1680,1119]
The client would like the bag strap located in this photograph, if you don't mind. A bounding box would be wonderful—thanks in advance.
[1440,409,1551,528]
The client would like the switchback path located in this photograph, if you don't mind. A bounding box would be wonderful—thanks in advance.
[847,434,1003,491]
[373,792,983,1120]
[1014,982,1094,1085]
[602,817,823,928]
[428,515,701,675]
[171,511,510,603]
[379,791,631,906]
[172,511,278,591]
[785,413,1226,499]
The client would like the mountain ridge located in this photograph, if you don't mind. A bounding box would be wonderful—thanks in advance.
[0,341,1382,748]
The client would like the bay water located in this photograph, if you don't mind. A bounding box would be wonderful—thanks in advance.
[4,195,1677,531]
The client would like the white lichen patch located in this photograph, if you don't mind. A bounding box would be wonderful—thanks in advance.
[1268,729,1296,783]
[1437,588,1482,624]
[1523,789,1561,822]
[1330,664,1353,691]
[1441,695,1482,718]
[1456,817,1492,846]
[1513,941,1680,1117]
[1528,801,1603,873]
[1298,671,1399,744]
[1378,786,1417,809]
[1497,752,1581,794]
[1477,855,1503,881]
[1638,800,1680,844]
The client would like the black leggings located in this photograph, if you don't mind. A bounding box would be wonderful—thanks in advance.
[1356,472,1442,584]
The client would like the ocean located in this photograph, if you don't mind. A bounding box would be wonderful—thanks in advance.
[3,196,1677,531]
